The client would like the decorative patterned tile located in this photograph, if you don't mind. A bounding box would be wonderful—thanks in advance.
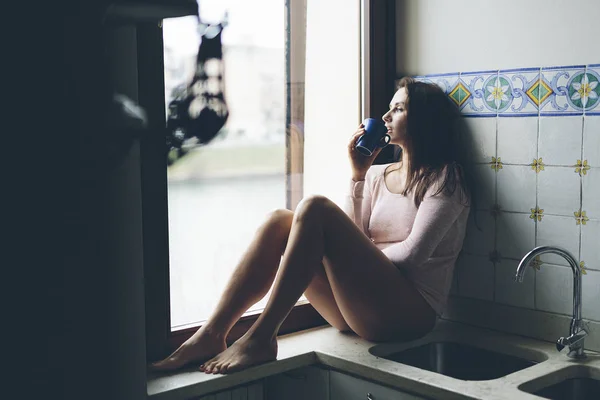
[495,257,535,309]
[463,117,497,163]
[585,64,600,115]
[538,116,584,166]
[497,117,538,164]
[497,212,536,260]
[471,164,497,210]
[459,70,499,116]
[582,168,600,218]
[581,219,600,272]
[419,72,460,96]
[538,166,581,216]
[583,116,600,166]
[496,165,537,213]
[536,215,580,266]
[499,68,541,116]
[582,269,600,321]
[540,65,586,115]
[456,254,495,301]
[536,263,574,315]
[462,211,495,256]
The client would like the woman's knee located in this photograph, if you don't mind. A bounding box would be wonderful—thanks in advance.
[264,208,294,234]
[294,195,334,222]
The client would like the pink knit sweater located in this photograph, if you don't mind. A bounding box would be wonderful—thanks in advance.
[344,163,470,316]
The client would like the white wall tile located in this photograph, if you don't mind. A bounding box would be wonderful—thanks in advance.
[582,168,600,218]
[471,164,497,210]
[497,212,536,260]
[582,269,600,321]
[462,211,495,256]
[463,117,497,163]
[538,166,581,216]
[536,215,580,266]
[536,264,574,315]
[496,165,537,213]
[580,219,600,271]
[497,117,538,164]
[583,116,600,167]
[495,258,535,309]
[456,254,494,301]
[539,116,583,166]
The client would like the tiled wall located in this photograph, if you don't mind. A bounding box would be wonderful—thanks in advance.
[416,64,600,325]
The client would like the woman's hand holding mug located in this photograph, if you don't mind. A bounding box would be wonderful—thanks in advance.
[348,119,390,181]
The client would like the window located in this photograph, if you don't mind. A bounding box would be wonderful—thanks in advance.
[143,0,396,361]
[163,0,293,332]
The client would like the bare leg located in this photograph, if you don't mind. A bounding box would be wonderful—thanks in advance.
[201,195,435,374]
[150,209,296,371]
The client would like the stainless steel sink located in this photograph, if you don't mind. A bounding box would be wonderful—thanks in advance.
[526,377,600,400]
[376,341,538,381]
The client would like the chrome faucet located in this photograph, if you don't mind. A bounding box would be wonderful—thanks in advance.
[515,245,587,359]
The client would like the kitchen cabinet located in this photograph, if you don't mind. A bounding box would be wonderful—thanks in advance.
[330,370,426,400]
[264,366,329,400]
[194,366,427,400]
[196,381,264,400]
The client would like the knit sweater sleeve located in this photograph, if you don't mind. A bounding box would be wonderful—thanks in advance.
[381,185,468,269]
[343,173,374,236]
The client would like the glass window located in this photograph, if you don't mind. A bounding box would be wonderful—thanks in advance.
[163,0,306,331]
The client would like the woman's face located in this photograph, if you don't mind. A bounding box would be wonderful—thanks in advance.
[382,87,408,146]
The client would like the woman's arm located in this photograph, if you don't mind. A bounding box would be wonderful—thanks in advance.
[381,188,468,269]
[343,176,373,235]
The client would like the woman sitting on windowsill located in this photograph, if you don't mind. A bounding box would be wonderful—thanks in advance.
[150,77,472,375]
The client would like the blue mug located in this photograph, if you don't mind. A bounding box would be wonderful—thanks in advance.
[355,118,391,156]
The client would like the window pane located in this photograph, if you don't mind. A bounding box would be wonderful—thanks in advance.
[163,0,306,330]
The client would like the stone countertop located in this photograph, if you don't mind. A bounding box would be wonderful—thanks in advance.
[147,319,600,400]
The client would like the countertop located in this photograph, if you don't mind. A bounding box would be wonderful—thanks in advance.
[147,319,600,400]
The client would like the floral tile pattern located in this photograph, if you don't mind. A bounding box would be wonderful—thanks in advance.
[499,68,541,116]
[490,156,503,171]
[458,70,499,116]
[417,64,599,117]
[540,65,587,115]
[575,159,591,176]
[417,72,460,96]
[586,64,600,115]
[530,206,544,221]
[531,255,543,271]
[574,210,590,225]
[531,157,545,173]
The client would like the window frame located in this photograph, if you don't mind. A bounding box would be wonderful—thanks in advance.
[141,0,395,362]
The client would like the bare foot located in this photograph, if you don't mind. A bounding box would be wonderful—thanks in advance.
[200,334,277,374]
[149,327,227,372]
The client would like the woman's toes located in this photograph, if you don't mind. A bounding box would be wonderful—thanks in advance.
[221,362,230,374]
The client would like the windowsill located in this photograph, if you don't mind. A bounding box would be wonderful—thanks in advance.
[147,319,600,400]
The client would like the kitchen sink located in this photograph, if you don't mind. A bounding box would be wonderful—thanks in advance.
[529,377,600,400]
[374,341,538,381]
[519,366,600,400]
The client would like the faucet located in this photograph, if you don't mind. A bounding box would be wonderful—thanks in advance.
[515,245,587,359]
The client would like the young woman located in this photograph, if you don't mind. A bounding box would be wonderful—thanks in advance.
[151,77,471,374]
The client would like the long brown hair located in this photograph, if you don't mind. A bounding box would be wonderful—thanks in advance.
[391,77,472,208]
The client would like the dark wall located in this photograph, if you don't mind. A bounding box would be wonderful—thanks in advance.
[21,4,148,400]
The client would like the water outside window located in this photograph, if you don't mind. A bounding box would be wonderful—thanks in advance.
[164,0,305,330]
